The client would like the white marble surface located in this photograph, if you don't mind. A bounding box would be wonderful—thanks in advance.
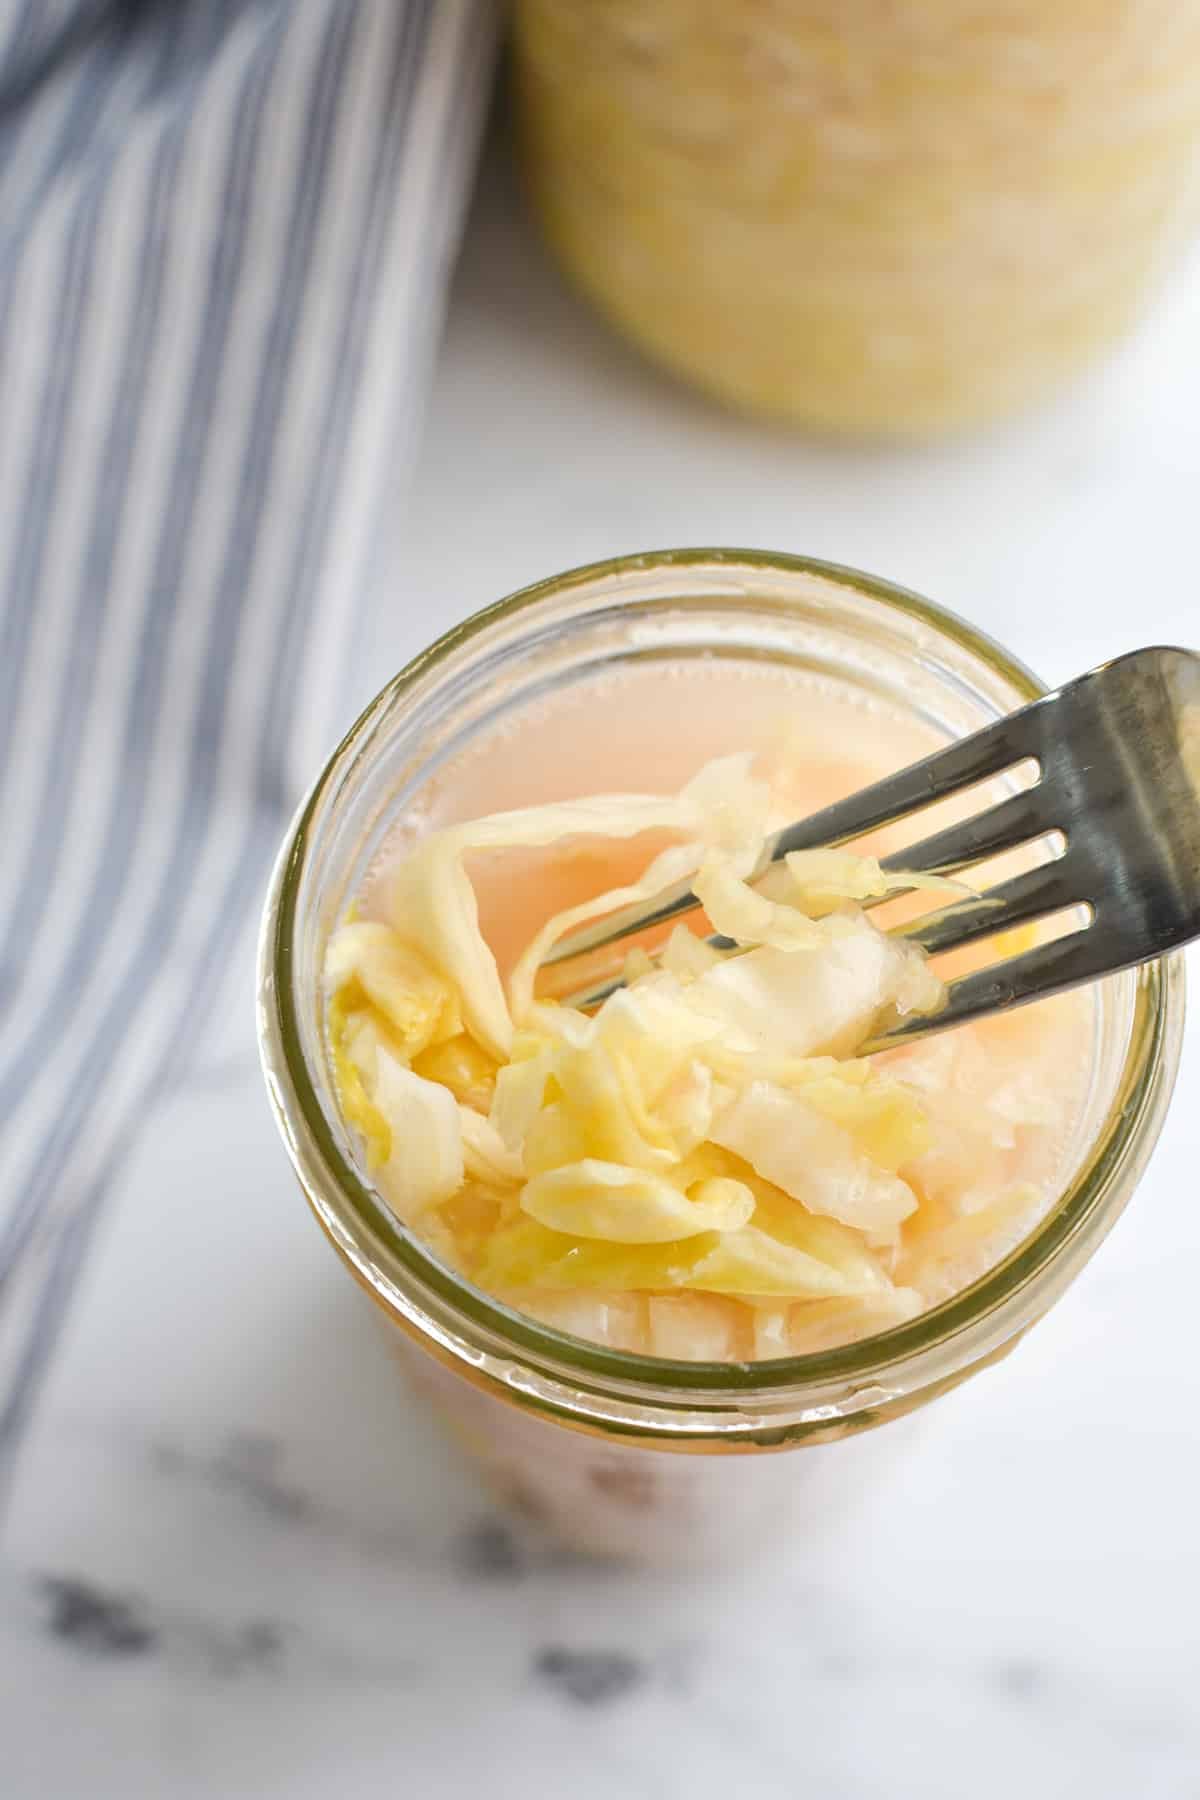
[6,146,1200,1798]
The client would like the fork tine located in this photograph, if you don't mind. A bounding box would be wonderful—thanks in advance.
[770,712,1030,859]
[858,927,1104,1055]
[891,864,1078,958]
[537,872,703,967]
[876,787,1051,879]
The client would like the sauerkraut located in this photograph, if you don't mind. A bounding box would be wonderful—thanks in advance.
[324,750,1087,1359]
[515,1,1200,436]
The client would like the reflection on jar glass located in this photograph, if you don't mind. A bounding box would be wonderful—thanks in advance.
[257,551,1183,1563]
[514,2,1200,437]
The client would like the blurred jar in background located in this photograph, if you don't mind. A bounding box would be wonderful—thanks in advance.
[514,1,1200,438]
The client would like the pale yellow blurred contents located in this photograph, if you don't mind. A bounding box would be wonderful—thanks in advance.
[516,0,1200,436]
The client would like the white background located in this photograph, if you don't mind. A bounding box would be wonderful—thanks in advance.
[5,144,1200,1798]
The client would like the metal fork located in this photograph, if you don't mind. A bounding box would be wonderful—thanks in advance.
[545,646,1200,1051]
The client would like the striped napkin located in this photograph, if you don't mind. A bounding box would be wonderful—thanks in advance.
[0,0,497,1490]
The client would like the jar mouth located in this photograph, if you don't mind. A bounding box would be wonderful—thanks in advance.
[258,549,1185,1426]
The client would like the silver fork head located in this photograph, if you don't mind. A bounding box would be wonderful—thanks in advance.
[864,642,1200,1048]
[550,647,1200,1046]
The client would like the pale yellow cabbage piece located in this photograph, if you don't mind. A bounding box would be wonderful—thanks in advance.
[794,1071,932,1173]
[324,922,460,1060]
[652,1056,717,1153]
[896,1181,1043,1302]
[693,858,822,951]
[710,1078,918,1240]
[503,1289,648,1352]
[659,924,724,981]
[458,1106,523,1186]
[327,997,392,1170]
[786,1289,925,1354]
[647,1293,744,1360]
[784,848,967,912]
[688,913,943,1060]
[436,1183,514,1272]
[530,1033,680,1172]
[479,1216,721,1292]
[491,981,725,1174]
[372,1051,463,1222]
[677,751,772,869]
[489,1033,555,1150]
[740,1180,895,1290]
[411,1032,498,1113]
[684,1225,878,1299]
[751,1308,793,1359]
[479,1212,879,1302]
[521,1159,756,1242]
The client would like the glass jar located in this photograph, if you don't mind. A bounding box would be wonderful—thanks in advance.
[514,3,1200,437]
[257,549,1184,1562]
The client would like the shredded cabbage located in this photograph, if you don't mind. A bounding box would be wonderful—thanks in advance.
[521,1160,756,1242]
[412,1032,498,1113]
[710,1080,918,1241]
[647,1293,743,1361]
[784,848,967,911]
[324,922,461,1059]
[687,914,942,1060]
[660,924,724,981]
[323,747,1069,1358]
[372,1052,463,1221]
[681,1225,880,1298]
[693,859,821,952]
[458,1106,524,1186]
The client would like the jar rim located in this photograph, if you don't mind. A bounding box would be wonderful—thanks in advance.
[258,548,1185,1434]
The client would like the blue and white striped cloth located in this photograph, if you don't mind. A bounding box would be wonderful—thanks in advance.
[0,0,497,1491]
